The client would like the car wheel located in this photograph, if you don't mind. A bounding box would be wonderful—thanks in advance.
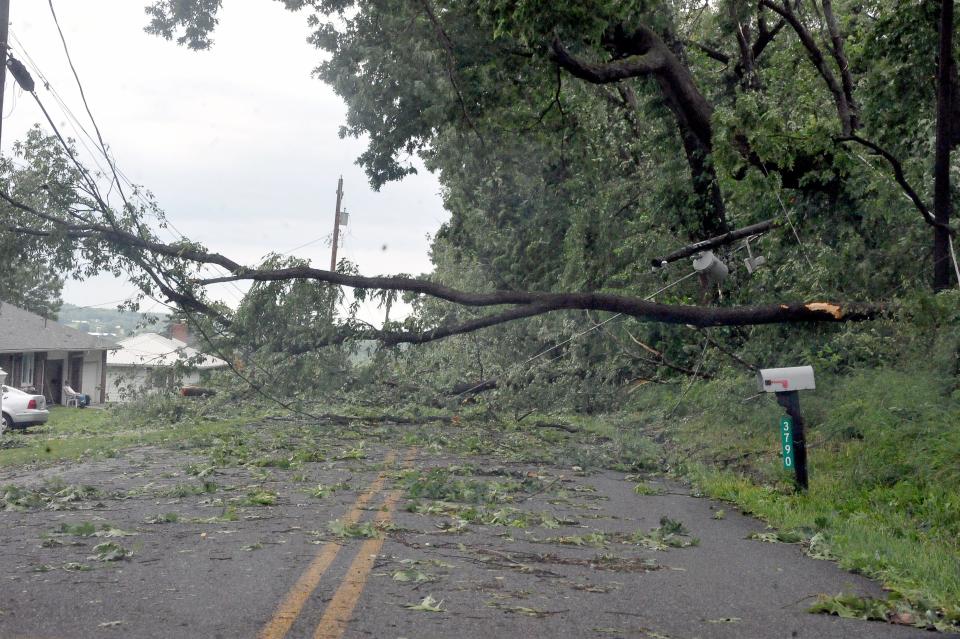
[0,413,10,434]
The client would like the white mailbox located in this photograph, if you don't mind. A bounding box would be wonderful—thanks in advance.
[757,366,815,393]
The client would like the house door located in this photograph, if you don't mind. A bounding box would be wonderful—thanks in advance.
[45,360,64,405]
[69,356,83,393]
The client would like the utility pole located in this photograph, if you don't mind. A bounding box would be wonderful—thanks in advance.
[0,0,11,152]
[933,0,955,290]
[330,176,344,272]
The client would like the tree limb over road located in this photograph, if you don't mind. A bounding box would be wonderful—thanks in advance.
[1,186,885,348]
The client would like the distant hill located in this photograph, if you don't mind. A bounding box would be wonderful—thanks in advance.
[56,303,168,337]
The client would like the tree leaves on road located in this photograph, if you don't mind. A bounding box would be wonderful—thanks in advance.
[406,595,444,612]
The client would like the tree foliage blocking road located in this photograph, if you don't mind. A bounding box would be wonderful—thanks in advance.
[0,5,953,411]
[1,0,956,350]
[0,2,958,632]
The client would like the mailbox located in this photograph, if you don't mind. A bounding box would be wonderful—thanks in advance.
[757,366,815,393]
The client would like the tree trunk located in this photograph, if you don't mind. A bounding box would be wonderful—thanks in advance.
[934,0,955,291]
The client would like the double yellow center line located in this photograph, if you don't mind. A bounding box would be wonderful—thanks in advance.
[258,449,416,639]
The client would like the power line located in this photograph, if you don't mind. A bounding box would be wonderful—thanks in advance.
[666,336,711,417]
[280,235,329,256]
[455,269,700,397]
[759,164,818,274]
[169,299,322,421]
[66,296,141,310]
[519,270,699,369]
[9,31,247,305]
[47,0,127,205]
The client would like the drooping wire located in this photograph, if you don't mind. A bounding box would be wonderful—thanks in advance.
[850,150,960,290]
[9,31,248,305]
[47,0,127,205]
[455,269,701,397]
[666,336,711,417]
[759,164,818,274]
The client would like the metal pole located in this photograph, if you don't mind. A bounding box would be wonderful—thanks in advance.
[0,0,11,153]
[776,390,809,490]
[330,176,344,272]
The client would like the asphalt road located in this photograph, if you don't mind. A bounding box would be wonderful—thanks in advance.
[0,429,933,639]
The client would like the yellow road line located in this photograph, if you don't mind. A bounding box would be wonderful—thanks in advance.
[312,450,417,639]
[257,450,399,639]
[312,490,403,639]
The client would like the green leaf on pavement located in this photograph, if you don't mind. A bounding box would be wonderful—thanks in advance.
[406,594,444,612]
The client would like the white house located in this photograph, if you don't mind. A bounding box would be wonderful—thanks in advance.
[0,302,115,405]
[105,333,228,402]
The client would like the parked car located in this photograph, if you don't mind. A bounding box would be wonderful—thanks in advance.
[1,385,49,432]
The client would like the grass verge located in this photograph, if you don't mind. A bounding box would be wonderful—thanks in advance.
[0,404,263,468]
[625,366,960,630]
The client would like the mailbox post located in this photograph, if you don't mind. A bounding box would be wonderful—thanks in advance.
[757,366,815,491]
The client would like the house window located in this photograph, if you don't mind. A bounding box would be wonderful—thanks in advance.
[21,353,34,387]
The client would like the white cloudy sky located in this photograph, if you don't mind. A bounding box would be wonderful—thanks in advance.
[2,1,448,320]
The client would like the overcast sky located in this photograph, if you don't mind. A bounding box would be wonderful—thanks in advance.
[2,1,448,321]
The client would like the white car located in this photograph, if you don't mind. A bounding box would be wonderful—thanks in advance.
[1,385,49,432]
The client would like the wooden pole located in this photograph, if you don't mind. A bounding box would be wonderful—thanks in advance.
[651,218,779,268]
[776,390,809,491]
[0,0,11,153]
[933,0,955,290]
[330,176,344,272]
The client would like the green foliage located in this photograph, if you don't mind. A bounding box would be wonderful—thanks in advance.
[241,489,278,506]
[402,467,542,503]
[809,591,960,633]
[145,512,179,524]
[0,128,87,317]
[633,516,699,550]
[327,519,379,539]
[657,360,960,618]
[89,541,131,562]
[0,478,102,511]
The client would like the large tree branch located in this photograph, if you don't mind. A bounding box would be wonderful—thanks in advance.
[552,25,715,146]
[820,0,858,130]
[759,0,855,135]
[730,0,758,88]
[552,27,726,237]
[196,264,882,327]
[2,187,885,349]
[688,40,730,64]
[550,37,665,83]
[0,189,242,272]
[753,17,785,60]
[836,135,955,234]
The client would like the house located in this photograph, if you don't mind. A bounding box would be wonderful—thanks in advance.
[104,332,228,402]
[0,302,115,405]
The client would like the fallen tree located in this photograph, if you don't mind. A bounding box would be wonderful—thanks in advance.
[2,185,885,347]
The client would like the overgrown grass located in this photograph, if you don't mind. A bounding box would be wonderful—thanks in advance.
[627,366,960,625]
[0,404,266,468]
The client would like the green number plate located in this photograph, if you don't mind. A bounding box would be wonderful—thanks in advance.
[780,416,794,470]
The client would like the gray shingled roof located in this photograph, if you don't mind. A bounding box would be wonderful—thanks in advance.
[0,303,116,353]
